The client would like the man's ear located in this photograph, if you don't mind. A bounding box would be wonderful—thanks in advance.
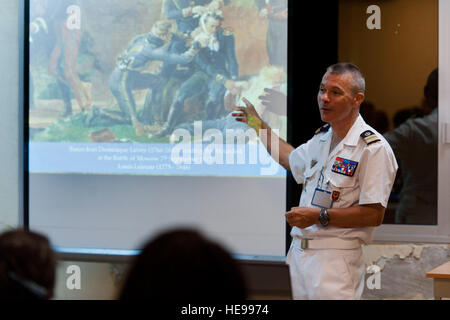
[354,93,364,108]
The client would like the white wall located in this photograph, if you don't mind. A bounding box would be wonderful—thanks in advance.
[0,0,21,231]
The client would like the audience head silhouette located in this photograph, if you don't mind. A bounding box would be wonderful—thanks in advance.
[424,68,438,111]
[0,229,56,300]
[119,229,247,300]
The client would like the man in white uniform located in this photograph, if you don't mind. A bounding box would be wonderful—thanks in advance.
[232,63,398,299]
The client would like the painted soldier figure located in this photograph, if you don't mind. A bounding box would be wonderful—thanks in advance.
[153,12,239,137]
[164,0,230,36]
[108,20,200,135]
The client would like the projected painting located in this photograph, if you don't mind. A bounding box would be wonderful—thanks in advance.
[28,0,287,176]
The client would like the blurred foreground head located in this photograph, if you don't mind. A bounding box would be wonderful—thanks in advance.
[424,68,438,111]
[119,229,247,300]
[0,229,56,300]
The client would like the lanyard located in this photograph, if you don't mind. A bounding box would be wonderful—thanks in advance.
[316,166,325,189]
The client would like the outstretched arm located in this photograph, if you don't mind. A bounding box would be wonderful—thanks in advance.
[145,42,200,65]
[232,98,293,170]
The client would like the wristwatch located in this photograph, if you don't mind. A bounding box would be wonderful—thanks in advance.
[318,208,330,227]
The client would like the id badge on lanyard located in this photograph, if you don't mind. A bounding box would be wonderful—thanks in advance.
[311,167,334,209]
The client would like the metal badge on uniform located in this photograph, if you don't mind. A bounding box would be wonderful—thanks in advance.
[311,188,334,209]
[331,190,341,201]
[332,157,358,177]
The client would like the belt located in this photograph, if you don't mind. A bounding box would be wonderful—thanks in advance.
[292,237,361,250]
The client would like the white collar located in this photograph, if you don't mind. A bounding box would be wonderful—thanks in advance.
[320,114,365,147]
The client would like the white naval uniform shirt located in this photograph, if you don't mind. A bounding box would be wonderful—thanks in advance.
[288,114,398,244]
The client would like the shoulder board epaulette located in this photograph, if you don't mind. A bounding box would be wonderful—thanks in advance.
[222,28,233,36]
[360,130,381,145]
[314,123,330,135]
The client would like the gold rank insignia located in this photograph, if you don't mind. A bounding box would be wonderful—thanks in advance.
[360,130,381,145]
[314,123,331,135]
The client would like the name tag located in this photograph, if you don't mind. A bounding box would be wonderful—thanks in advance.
[332,157,358,177]
[311,188,334,209]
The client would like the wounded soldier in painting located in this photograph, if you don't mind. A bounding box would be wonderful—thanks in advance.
[89,20,200,135]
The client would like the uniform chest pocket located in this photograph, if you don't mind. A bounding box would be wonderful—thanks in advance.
[327,173,358,205]
[328,173,357,189]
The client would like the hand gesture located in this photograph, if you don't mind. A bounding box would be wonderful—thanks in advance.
[258,88,287,116]
[231,98,263,132]
[285,207,319,229]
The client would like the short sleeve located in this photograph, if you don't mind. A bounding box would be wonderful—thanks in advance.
[289,143,309,184]
[358,141,398,207]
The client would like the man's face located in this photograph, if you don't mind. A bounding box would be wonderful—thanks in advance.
[317,72,363,124]
[153,26,170,41]
[204,17,221,34]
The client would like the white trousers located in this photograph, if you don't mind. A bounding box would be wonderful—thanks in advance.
[286,239,365,300]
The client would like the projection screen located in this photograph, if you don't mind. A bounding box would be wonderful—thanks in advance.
[26,0,288,259]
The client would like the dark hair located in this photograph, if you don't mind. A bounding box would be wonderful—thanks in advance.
[360,101,389,133]
[326,62,366,95]
[0,229,56,300]
[119,229,247,300]
[424,68,438,110]
[393,107,425,128]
